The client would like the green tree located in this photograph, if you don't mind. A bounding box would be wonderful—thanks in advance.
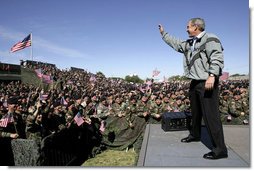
[168,75,187,81]
[96,71,105,78]
[124,75,144,84]
[230,73,246,77]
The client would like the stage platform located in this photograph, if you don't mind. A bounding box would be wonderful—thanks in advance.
[137,124,250,167]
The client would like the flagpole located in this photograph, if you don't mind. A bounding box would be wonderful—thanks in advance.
[30,32,33,61]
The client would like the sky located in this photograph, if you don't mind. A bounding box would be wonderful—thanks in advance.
[0,0,250,80]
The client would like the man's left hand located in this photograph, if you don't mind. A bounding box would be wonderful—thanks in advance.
[205,76,215,90]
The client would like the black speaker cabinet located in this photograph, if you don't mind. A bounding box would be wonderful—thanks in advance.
[161,112,192,131]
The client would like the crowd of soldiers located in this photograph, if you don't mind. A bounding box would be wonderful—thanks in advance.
[0,61,249,165]
[219,80,249,125]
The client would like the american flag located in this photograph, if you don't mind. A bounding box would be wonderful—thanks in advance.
[89,75,97,82]
[220,72,229,81]
[0,113,14,127]
[60,96,68,106]
[39,93,48,101]
[35,68,43,78]
[145,80,152,86]
[74,112,84,126]
[10,34,32,53]
[42,75,53,84]
[67,80,73,84]
[152,69,160,77]
[99,120,105,132]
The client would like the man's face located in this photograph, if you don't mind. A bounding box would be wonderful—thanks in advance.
[156,99,161,105]
[36,114,43,123]
[141,96,148,102]
[102,100,107,106]
[115,97,121,104]
[8,104,16,111]
[187,21,197,38]
[76,99,82,105]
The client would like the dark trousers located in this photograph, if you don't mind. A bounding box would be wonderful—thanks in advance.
[189,79,227,155]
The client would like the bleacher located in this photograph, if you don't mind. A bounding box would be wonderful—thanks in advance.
[0,63,21,81]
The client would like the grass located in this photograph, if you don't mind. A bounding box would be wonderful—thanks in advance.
[82,148,138,167]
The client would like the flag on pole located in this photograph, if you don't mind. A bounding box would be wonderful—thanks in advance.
[11,34,32,53]
[74,112,84,126]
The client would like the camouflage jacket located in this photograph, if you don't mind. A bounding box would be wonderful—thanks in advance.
[149,102,164,117]
[228,99,243,117]
[219,99,229,115]
[136,101,150,117]
[96,103,110,119]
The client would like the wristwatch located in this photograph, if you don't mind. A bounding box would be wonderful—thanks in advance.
[209,73,215,77]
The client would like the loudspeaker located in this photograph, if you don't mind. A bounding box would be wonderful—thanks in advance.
[161,112,192,132]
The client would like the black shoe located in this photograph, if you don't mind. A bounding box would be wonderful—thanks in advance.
[181,136,200,143]
[203,152,228,160]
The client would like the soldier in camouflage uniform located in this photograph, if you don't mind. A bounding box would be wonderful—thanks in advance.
[219,91,230,124]
[240,88,249,124]
[26,101,45,146]
[86,94,100,127]
[0,97,26,165]
[183,98,191,112]
[174,97,187,112]
[161,96,173,112]
[111,95,126,118]
[228,91,246,125]
[94,96,111,133]
[96,96,110,120]
[125,96,138,128]
[148,96,164,124]
[136,94,150,122]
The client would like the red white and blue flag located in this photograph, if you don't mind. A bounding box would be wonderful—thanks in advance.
[60,96,68,106]
[42,75,53,84]
[35,68,53,84]
[35,68,43,78]
[74,112,84,126]
[220,72,229,81]
[0,113,14,127]
[152,68,160,77]
[89,75,97,82]
[39,93,48,101]
[11,34,32,53]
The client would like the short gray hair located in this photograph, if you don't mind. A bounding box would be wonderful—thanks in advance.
[189,18,205,31]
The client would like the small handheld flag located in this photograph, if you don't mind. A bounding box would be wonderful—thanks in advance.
[74,112,84,126]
